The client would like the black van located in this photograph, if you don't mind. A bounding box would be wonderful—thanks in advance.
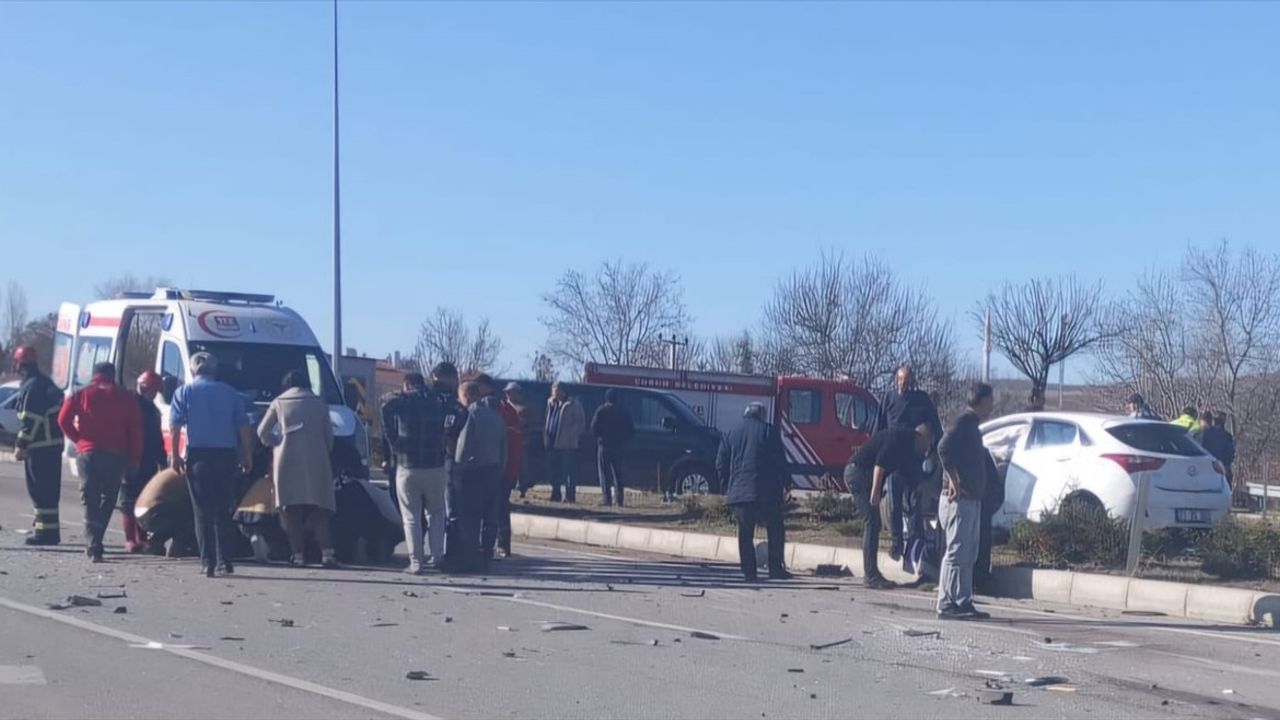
[500,380,723,496]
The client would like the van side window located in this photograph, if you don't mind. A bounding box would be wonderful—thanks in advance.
[627,393,670,432]
[161,341,186,385]
[73,337,113,389]
[121,312,164,391]
[836,392,874,430]
[788,389,821,425]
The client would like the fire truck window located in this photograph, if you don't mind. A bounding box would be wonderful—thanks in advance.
[161,341,186,385]
[788,389,821,425]
[836,393,874,430]
[120,312,164,391]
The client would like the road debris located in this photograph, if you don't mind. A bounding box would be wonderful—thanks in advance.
[497,626,516,632]
[1045,686,1077,693]
[502,651,517,658]
[96,590,127,600]
[681,590,706,598]
[902,629,941,639]
[689,631,720,641]
[1121,610,1166,617]
[977,689,1014,706]
[541,622,589,632]
[402,590,420,598]
[809,638,853,651]
[66,595,102,608]
[813,564,851,578]
[113,606,127,614]
[787,668,805,674]
[128,642,211,651]
[168,633,184,639]
[1025,676,1071,687]
[219,601,234,606]
[370,622,399,628]
[1032,640,1097,654]
[928,687,964,698]
[1222,689,1236,695]
[269,618,296,628]
[405,671,434,681]
[45,603,71,611]
[220,636,246,642]
[975,670,1009,679]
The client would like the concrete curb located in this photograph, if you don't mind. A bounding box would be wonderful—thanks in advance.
[509,512,1279,628]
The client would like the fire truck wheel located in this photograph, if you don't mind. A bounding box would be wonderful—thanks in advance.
[670,460,719,496]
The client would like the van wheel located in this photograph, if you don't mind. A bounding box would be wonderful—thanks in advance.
[671,461,719,496]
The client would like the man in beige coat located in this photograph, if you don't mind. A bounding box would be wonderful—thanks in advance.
[544,382,585,503]
[257,370,336,567]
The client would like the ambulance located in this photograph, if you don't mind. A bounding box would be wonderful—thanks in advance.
[51,288,366,474]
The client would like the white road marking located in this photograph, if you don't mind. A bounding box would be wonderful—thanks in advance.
[0,596,442,720]
[0,665,47,685]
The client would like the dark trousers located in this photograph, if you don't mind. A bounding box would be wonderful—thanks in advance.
[847,465,884,580]
[77,451,127,551]
[495,482,513,554]
[453,466,502,572]
[730,502,785,580]
[597,445,624,505]
[120,461,159,513]
[187,448,238,571]
[975,500,996,593]
[888,473,919,546]
[139,502,197,554]
[24,446,63,540]
[548,448,577,502]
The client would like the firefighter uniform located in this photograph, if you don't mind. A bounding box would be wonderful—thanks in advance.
[15,371,65,545]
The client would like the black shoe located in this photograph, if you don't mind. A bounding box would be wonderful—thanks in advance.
[888,539,904,562]
[769,569,794,581]
[90,550,105,564]
[24,533,60,546]
[218,563,234,576]
[204,565,216,578]
[743,574,762,584]
[549,494,562,503]
[145,541,167,556]
[864,575,898,590]
[937,605,972,621]
[959,603,990,620]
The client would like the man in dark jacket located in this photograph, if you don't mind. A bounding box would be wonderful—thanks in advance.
[58,362,142,563]
[1197,411,1236,498]
[11,345,65,546]
[873,364,943,561]
[936,382,997,620]
[717,403,790,582]
[381,372,449,574]
[120,371,167,553]
[590,389,634,507]
[843,424,932,590]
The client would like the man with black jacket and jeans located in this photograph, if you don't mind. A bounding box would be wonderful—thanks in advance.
[843,424,932,590]
[873,364,943,561]
[381,372,449,575]
[937,382,997,620]
[591,389,634,507]
[717,403,791,583]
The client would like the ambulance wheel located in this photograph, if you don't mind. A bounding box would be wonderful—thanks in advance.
[671,461,719,496]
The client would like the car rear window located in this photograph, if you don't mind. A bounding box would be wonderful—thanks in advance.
[1106,423,1205,457]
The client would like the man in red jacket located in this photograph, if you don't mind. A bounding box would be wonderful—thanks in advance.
[58,362,142,563]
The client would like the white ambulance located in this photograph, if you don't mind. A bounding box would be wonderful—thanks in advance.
[52,288,365,473]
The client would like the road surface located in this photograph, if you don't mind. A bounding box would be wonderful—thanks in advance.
[1,462,1278,719]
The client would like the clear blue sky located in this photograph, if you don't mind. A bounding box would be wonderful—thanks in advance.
[3,1,1278,377]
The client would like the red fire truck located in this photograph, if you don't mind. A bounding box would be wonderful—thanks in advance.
[583,363,878,492]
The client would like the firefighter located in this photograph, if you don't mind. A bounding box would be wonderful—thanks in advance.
[11,345,65,546]
[121,371,167,553]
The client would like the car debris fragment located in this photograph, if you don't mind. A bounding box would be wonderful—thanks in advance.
[541,622,589,632]
[809,638,853,651]
[689,631,720,641]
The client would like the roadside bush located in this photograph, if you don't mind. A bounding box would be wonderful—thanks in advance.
[1142,527,1207,560]
[1008,501,1128,569]
[681,495,734,524]
[804,491,857,523]
[834,520,863,537]
[1198,519,1280,580]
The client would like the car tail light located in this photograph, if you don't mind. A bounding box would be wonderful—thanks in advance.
[1102,454,1166,473]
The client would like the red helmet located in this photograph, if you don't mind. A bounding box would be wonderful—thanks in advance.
[137,370,163,396]
[12,345,36,368]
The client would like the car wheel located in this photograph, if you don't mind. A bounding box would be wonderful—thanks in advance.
[1060,491,1104,516]
[671,462,719,496]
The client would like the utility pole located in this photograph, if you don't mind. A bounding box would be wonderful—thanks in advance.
[659,334,689,371]
[331,0,344,378]
[981,308,991,383]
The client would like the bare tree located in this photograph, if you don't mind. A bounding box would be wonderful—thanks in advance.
[530,352,557,383]
[3,281,28,347]
[94,274,174,300]
[540,260,691,373]
[761,253,956,393]
[975,276,1111,395]
[414,307,505,375]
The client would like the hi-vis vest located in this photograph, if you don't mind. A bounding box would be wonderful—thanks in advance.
[15,373,65,451]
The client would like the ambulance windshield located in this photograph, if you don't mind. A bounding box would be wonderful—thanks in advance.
[188,341,343,405]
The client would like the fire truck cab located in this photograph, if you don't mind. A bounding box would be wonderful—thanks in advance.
[583,364,878,492]
[52,288,365,474]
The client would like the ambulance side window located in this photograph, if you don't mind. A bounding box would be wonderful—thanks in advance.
[161,341,186,395]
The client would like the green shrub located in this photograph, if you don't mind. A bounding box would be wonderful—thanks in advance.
[1142,527,1206,559]
[1198,519,1280,580]
[681,494,733,524]
[804,491,857,522]
[1008,501,1128,569]
[834,520,863,537]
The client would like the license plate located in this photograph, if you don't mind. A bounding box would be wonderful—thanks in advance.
[1175,508,1211,524]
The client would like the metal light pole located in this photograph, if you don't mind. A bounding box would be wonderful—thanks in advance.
[981,308,991,383]
[331,0,344,377]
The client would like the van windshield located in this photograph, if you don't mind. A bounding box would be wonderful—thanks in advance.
[188,341,343,405]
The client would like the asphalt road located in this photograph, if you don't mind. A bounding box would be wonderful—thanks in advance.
[2,462,1279,720]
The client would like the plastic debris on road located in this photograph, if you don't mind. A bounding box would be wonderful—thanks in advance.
[927,687,964,698]
[809,638,853,651]
[902,629,941,639]
[689,631,720,641]
[1032,640,1098,654]
[540,621,590,632]
[269,618,296,628]
[977,689,1014,706]
[96,590,127,600]
[1025,676,1071,687]
[405,671,434,681]
[66,595,102,607]
[113,606,127,614]
[127,642,211,650]
[681,590,706,598]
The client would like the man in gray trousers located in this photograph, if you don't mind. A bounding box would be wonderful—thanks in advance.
[936,382,997,621]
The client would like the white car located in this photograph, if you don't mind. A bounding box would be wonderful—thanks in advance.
[0,380,20,438]
[981,412,1231,530]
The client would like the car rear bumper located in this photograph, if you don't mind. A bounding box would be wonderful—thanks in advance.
[1144,490,1231,529]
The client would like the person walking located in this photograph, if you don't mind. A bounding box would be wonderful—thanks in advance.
[57,362,142,563]
[591,389,634,507]
[169,352,253,578]
[843,424,932,590]
[11,346,65,546]
[381,372,449,575]
[453,380,507,573]
[936,382,997,620]
[544,382,585,503]
[121,371,167,553]
[258,370,337,568]
[717,403,791,583]
[872,363,943,561]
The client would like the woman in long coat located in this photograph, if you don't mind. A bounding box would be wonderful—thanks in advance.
[257,370,337,567]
